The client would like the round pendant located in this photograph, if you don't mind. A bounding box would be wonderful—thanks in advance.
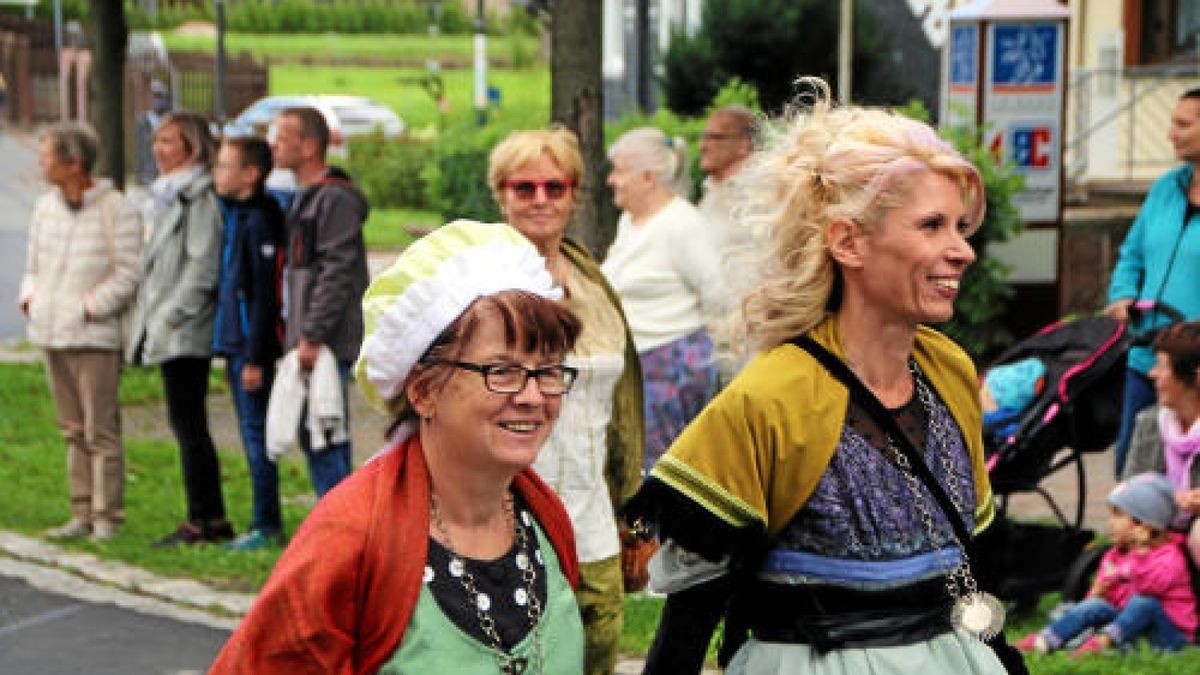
[951,592,1006,641]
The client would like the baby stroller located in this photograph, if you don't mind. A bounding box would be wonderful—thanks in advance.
[973,302,1184,610]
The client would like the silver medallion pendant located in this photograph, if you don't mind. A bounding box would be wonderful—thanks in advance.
[951,591,1006,641]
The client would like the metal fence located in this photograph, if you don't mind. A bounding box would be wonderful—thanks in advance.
[0,15,268,178]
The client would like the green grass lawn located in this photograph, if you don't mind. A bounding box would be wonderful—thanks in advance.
[162,31,541,65]
[7,359,1200,668]
[0,362,309,592]
[363,207,440,250]
[269,64,550,132]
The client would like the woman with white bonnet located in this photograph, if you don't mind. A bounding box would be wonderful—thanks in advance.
[602,127,724,471]
[211,221,586,674]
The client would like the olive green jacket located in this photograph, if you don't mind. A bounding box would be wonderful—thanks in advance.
[562,237,646,510]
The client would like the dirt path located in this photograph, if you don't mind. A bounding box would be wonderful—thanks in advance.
[122,381,393,466]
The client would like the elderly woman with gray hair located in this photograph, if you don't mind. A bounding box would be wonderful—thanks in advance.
[602,127,724,472]
[20,123,142,542]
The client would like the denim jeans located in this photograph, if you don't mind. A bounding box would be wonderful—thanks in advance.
[1114,370,1156,479]
[1049,595,1188,651]
[226,356,281,534]
[296,360,353,497]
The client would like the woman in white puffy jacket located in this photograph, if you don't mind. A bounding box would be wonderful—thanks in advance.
[20,123,141,542]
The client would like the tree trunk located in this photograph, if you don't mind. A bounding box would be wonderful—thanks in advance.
[88,0,128,189]
[549,0,615,258]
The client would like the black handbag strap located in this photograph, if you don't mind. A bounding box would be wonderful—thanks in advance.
[791,335,974,548]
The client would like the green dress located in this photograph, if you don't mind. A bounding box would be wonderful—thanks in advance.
[380,524,585,674]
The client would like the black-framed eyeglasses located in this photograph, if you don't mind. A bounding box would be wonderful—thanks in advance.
[425,360,578,395]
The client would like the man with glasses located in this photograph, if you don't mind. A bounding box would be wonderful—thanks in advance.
[698,105,757,260]
[698,105,757,382]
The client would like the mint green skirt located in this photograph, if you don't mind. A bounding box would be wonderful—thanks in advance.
[725,631,1009,675]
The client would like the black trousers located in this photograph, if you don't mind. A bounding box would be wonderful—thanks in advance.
[161,357,226,524]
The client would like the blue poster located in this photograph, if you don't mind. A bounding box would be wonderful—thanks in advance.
[992,23,1058,89]
[951,24,977,88]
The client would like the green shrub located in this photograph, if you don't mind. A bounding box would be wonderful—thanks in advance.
[423,120,514,222]
[898,102,1026,361]
[347,135,434,210]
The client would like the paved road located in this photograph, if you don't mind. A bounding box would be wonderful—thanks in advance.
[0,130,38,342]
[0,569,230,674]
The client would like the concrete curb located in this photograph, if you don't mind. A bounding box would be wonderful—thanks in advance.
[0,529,665,671]
[0,530,255,618]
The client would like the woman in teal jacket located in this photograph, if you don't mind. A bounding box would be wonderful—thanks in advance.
[1106,160,1200,477]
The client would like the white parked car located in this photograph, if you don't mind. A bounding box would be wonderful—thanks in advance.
[223,94,405,157]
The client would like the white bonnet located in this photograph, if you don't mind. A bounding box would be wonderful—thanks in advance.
[354,220,560,416]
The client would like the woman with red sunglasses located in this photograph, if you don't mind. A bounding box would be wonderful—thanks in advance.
[487,128,645,675]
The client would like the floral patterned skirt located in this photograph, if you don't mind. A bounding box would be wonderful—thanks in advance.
[639,329,718,472]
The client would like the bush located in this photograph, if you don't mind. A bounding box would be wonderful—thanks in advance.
[123,0,481,35]
[421,121,514,223]
[346,135,434,210]
[898,102,1026,361]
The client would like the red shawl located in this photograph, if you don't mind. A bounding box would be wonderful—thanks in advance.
[209,435,579,674]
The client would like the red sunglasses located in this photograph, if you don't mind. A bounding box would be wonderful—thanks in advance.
[500,178,575,201]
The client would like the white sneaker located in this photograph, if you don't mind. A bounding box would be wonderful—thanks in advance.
[90,522,118,542]
[44,518,91,539]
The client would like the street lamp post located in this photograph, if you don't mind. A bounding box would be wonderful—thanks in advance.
[473,0,487,125]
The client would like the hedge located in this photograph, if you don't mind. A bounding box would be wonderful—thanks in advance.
[116,0,475,35]
[346,135,434,210]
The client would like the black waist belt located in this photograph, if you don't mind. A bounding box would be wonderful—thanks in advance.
[740,577,955,652]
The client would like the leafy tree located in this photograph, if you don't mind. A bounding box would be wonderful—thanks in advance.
[661,0,907,116]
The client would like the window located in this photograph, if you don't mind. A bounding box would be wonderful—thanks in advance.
[1127,0,1200,65]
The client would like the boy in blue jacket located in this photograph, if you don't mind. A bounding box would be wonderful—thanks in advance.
[212,137,286,551]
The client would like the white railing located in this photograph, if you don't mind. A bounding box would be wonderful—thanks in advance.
[1066,64,1200,187]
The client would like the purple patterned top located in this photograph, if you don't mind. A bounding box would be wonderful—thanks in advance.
[765,375,977,589]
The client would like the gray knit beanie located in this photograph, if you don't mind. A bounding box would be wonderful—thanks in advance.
[1108,472,1178,531]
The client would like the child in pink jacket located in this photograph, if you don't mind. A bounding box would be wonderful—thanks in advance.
[1017,472,1197,657]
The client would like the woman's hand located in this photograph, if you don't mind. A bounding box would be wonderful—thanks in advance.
[1103,299,1133,323]
[242,364,264,392]
[1177,488,1200,514]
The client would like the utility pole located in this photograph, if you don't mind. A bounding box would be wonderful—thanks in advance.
[838,0,852,104]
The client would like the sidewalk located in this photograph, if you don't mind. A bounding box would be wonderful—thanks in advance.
[0,529,663,671]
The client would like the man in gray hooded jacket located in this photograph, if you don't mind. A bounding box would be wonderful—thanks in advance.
[271,106,370,495]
